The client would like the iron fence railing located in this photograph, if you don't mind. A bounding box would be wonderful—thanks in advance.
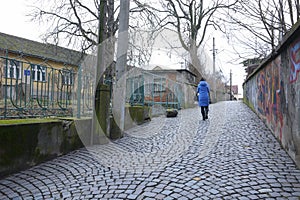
[126,70,191,110]
[0,56,197,119]
[0,56,95,119]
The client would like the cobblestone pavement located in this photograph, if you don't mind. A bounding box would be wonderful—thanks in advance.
[1,101,300,199]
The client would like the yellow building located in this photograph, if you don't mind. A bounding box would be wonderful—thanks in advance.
[0,32,86,118]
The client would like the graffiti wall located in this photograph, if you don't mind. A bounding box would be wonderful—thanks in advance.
[290,38,300,83]
[244,33,300,167]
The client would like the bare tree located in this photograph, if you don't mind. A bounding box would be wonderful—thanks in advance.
[141,0,239,77]
[220,0,300,59]
[30,0,159,65]
[127,1,162,67]
[30,0,119,52]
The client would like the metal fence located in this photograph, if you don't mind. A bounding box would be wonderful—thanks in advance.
[126,69,188,110]
[0,56,196,119]
[0,56,95,119]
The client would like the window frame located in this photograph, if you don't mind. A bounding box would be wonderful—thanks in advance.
[61,70,74,85]
[4,60,22,79]
[31,64,47,82]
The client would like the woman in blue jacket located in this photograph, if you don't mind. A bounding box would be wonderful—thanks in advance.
[197,78,210,121]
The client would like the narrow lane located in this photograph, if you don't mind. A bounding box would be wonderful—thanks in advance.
[0,101,299,199]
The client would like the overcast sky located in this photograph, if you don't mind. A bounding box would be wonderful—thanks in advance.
[0,0,246,96]
[0,1,43,41]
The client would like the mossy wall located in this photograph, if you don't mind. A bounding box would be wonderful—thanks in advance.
[108,106,151,139]
[0,119,90,178]
[128,106,150,125]
[96,84,110,138]
[123,106,151,130]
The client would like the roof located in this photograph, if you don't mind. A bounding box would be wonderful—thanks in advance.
[148,66,197,77]
[176,68,197,77]
[0,32,85,66]
[152,66,163,70]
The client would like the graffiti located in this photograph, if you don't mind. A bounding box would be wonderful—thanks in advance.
[256,56,284,140]
[290,38,300,82]
[244,31,300,167]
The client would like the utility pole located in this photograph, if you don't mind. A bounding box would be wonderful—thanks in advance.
[230,69,232,101]
[114,0,130,135]
[212,37,217,102]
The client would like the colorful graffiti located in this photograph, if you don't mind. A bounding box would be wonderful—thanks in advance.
[256,56,284,140]
[244,31,300,167]
[290,38,300,83]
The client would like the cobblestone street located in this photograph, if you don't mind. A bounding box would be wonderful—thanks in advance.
[0,101,300,199]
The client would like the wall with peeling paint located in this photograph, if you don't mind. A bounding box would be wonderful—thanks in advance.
[243,22,300,167]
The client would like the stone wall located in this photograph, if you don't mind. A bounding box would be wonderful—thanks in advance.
[0,119,91,178]
[243,21,300,167]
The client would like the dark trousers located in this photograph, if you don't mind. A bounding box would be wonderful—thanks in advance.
[201,106,209,120]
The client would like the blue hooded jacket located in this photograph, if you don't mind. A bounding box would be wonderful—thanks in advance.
[197,81,210,106]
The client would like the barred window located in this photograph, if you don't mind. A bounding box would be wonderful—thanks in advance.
[31,64,46,82]
[62,71,74,85]
[153,78,166,93]
[4,60,22,79]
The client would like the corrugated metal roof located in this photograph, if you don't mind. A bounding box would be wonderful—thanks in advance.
[0,32,85,66]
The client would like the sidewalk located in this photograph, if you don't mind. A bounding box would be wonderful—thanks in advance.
[0,101,299,199]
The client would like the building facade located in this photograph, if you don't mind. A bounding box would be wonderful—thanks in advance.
[126,66,198,115]
[0,32,85,118]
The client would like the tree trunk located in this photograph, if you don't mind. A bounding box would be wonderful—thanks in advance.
[189,40,203,78]
[92,0,109,145]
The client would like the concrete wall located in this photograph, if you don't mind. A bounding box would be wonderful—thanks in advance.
[243,21,300,167]
[0,119,91,178]
[0,106,152,178]
[123,106,151,130]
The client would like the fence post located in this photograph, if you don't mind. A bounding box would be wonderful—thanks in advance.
[4,54,8,118]
[77,66,82,118]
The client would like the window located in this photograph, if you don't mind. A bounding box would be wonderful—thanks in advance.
[4,60,22,79]
[189,73,196,83]
[127,75,143,104]
[62,71,74,85]
[31,64,46,82]
[153,78,166,93]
